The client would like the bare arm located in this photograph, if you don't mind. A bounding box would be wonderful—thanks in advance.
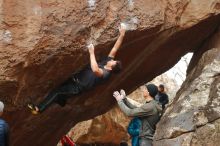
[108,25,126,58]
[88,44,103,77]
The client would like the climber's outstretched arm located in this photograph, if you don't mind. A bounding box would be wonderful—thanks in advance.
[108,25,126,58]
[88,44,104,77]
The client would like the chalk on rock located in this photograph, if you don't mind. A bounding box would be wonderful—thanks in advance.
[88,0,96,10]
[87,43,94,49]
[120,23,127,30]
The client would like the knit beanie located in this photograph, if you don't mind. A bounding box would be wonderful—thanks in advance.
[0,101,4,112]
[145,84,158,98]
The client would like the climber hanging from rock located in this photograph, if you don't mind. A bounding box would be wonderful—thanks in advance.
[27,24,126,114]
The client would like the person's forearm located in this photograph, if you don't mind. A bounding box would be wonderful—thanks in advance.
[113,34,125,51]
[123,98,138,109]
[117,100,133,116]
[117,100,153,117]
[118,100,143,117]
[89,52,99,71]
[108,31,125,58]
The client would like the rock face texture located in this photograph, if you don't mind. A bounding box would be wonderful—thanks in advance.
[68,107,130,145]
[154,28,220,146]
[0,0,220,146]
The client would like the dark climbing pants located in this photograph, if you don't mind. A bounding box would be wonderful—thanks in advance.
[38,79,84,112]
[139,138,152,146]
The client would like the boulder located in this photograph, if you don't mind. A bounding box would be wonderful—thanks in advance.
[0,0,219,145]
[154,27,220,146]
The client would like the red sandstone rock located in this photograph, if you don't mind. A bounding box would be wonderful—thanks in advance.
[0,0,219,145]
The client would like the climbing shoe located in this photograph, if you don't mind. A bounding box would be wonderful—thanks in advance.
[27,103,40,115]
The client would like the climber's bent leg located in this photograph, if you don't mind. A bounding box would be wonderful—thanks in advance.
[38,80,83,112]
[28,79,83,114]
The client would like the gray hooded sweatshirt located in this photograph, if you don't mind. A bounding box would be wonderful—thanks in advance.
[117,98,162,139]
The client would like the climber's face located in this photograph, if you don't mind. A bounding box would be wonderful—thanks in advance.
[142,86,150,98]
[158,86,164,92]
[107,60,117,67]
